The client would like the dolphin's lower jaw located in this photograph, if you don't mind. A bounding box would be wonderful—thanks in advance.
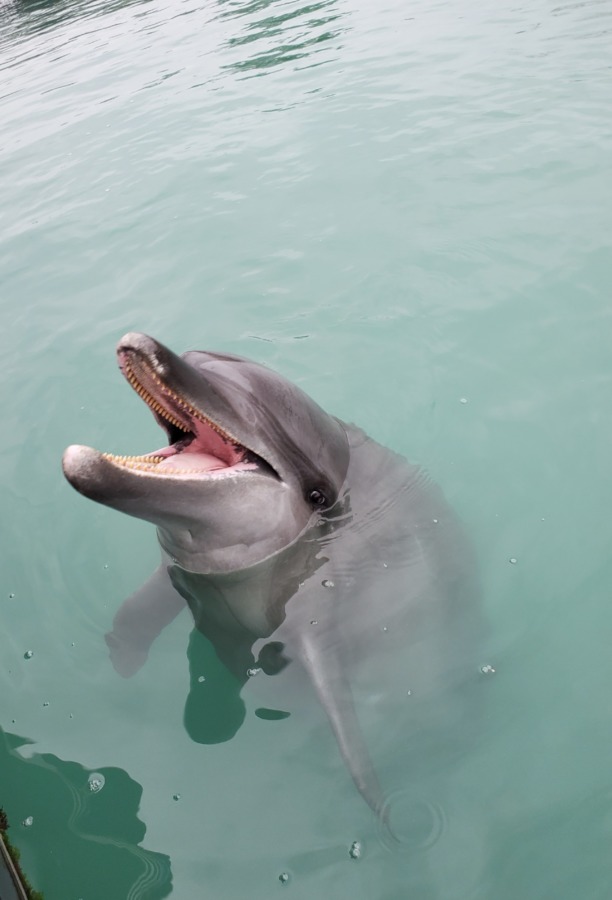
[61,443,253,499]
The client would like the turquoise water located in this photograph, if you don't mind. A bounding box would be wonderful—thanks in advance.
[2,0,612,896]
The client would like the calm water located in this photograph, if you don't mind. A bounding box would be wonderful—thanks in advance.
[1,0,612,896]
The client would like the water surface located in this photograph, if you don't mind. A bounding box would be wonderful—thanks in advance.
[1,0,612,897]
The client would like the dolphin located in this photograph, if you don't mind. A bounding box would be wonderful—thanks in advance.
[62,333,478,823]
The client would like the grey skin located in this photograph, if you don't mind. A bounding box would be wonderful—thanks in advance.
[62,333,478,823]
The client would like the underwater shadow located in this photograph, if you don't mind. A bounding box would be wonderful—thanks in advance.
[0,727,172,899]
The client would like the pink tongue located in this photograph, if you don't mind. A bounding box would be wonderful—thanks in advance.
[156,451,227,472]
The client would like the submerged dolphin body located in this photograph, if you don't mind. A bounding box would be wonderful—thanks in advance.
[62,333,478,821]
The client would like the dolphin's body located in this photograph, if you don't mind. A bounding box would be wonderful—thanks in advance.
[62,334,478,823]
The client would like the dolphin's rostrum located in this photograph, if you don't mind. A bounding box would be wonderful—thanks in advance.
[62,333,478,824]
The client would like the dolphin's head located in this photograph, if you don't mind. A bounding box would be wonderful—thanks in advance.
[62,333,350,572]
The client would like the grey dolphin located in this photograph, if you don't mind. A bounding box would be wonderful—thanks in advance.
[62,333,478,822]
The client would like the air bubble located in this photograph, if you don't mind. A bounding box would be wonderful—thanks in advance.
[22,816,33,827]
[197,676,206,683]
[480,664,496,675]
[322,579,335,588]
[349,841,362,859]
[24,650,33,660]
[42,701,49,707]
[459,397,468,404]
[8,593,15,599]
[278,872,289,885]
[173,793,181,801]
[247,667,261,677]
[509,557,517,565]
[88,773,105,793]
[310,620,318,626]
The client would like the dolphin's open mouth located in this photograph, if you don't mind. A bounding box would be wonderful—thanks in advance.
[99,345,273,479]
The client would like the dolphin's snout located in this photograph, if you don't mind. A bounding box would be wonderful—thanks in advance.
[62,444,96,476]
[116,332,170,378]
[117,332,157,355]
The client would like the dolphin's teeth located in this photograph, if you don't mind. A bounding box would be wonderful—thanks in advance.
[102,452,167,469]
[123,358,240,445]
[102,451,226,476]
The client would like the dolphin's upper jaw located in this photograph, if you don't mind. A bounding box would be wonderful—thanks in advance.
[92,335,278,481]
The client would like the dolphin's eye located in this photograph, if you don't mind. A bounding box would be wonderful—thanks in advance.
[308,489,327,507]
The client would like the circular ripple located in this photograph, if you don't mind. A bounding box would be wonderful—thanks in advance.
[377,790,447,853]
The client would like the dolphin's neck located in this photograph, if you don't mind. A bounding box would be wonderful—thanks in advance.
[165,533,328,640]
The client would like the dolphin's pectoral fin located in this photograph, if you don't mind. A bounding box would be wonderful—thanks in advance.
[298,630,385,819]
[105,566,187,678]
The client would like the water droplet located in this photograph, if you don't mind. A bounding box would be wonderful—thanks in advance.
[197,675,206,683]
[103,564,109,570]
[42,701,49,707]
[480,664,496,675]
[509,557,517,565]
[459,397,468,404]
[349,840,362,859]
[173,793,181,801]
[310,620,318,626]
[407,690,412,696]
[382,562,388,568]
[71,642,75,647]
[433,518,438,524]
[22,816,33,827]
[381,626,388,633]
[247,667,261,677]
[88,772,105,793]
[24,650,33,660]
[278,872,289,885]
[322,579,335,588]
